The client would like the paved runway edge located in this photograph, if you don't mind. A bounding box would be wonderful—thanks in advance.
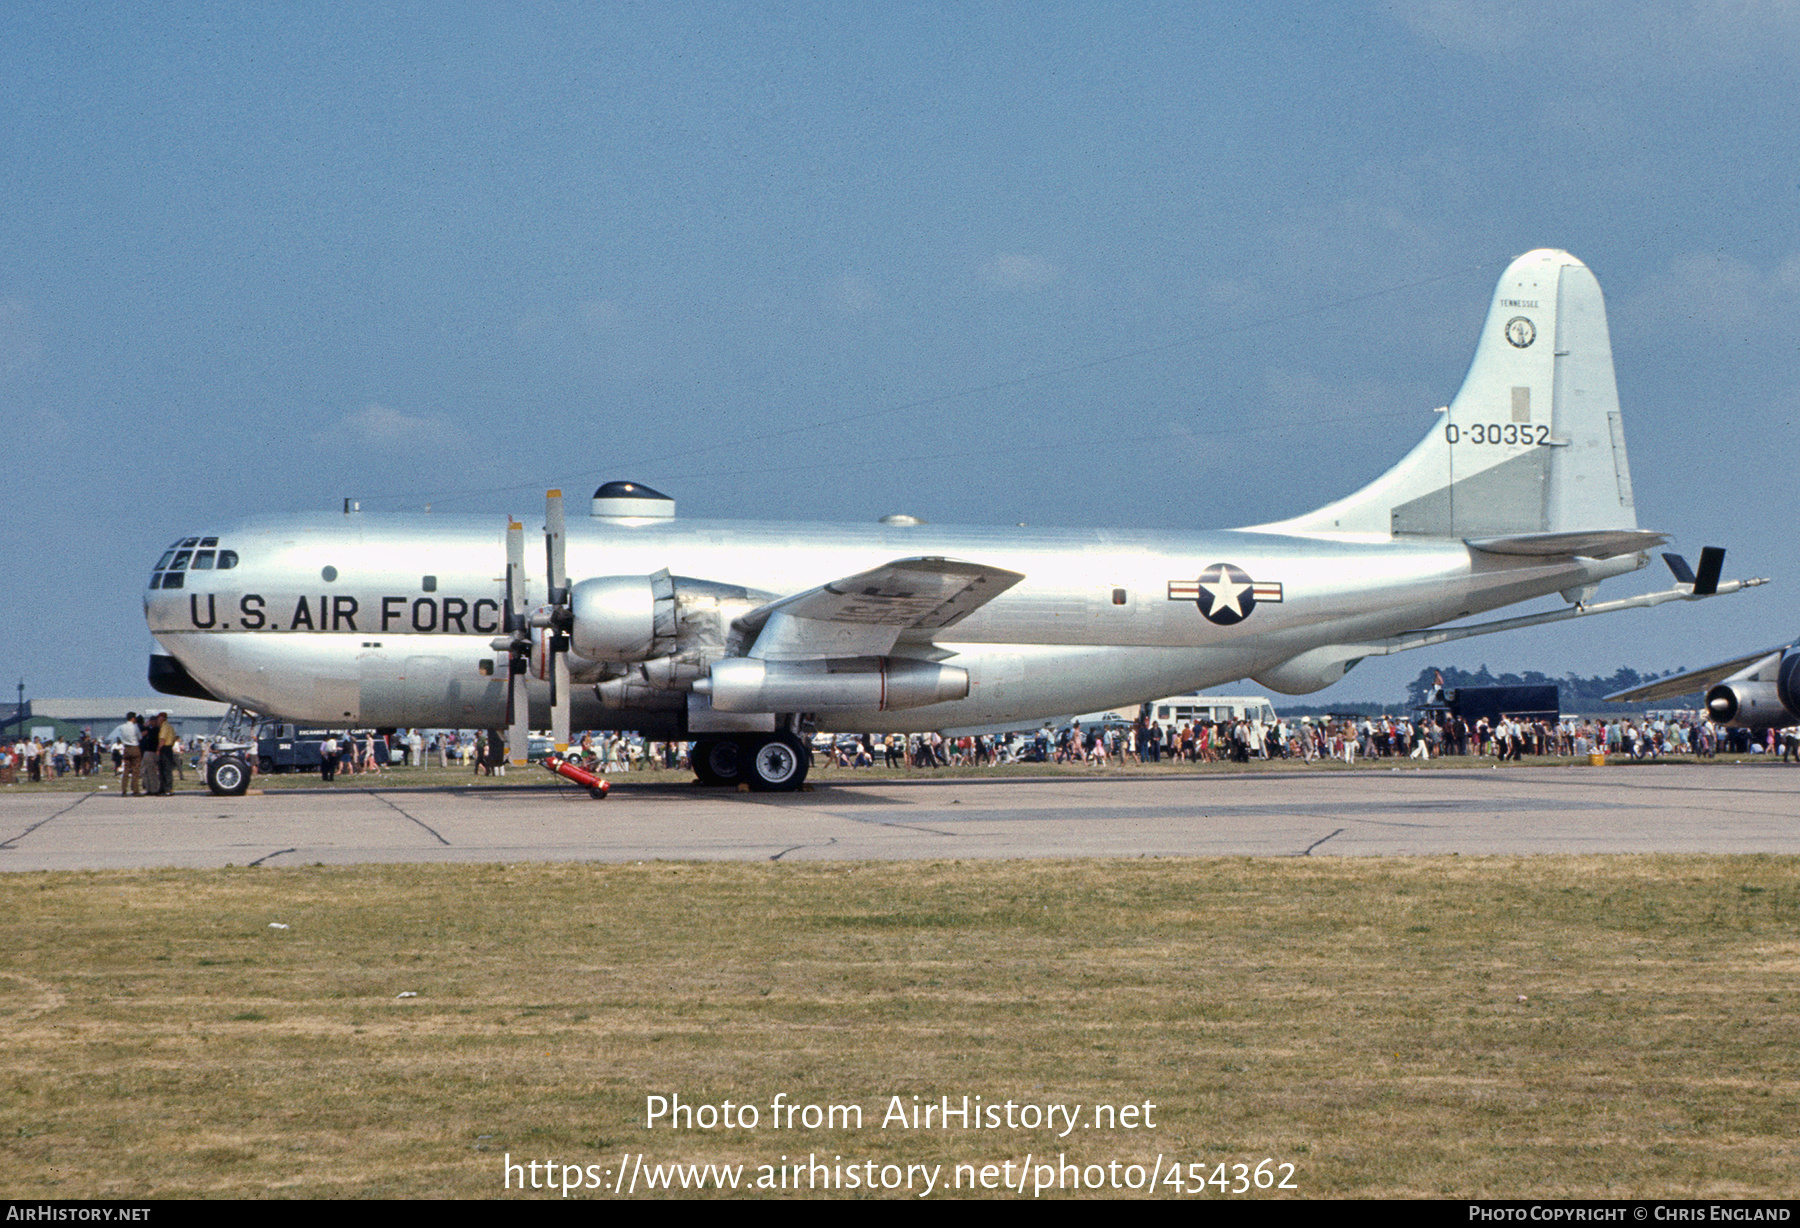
[2,765,1795,870]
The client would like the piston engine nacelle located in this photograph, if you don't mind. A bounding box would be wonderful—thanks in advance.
[564,572,769,664]
[568,573,678,662]
[697,656,969,713]
[1705,652,1800,728]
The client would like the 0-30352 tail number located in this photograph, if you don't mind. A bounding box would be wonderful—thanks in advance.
[1446,423,1551,446]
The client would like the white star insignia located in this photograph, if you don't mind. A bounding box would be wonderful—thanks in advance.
[1201,570,1251,619]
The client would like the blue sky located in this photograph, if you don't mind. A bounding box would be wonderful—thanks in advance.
[4,2,1795,702]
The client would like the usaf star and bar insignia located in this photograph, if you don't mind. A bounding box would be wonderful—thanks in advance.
[1168,563,1284,626]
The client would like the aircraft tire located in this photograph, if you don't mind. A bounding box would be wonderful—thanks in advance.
[691,738,741,787]
[207,754,251,797]
[745,732,809,792]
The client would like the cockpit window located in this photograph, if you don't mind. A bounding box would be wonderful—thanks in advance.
[150,538,234,588]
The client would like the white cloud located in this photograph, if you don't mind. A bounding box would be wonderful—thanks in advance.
[1387,0,1538,53]
[1262,368,1430,426]
[978,253,1062,293]
[825,274,882,314]
[1776,253,1800,293]
[1389,0,1799,67]
[1623,249,1800,334]
[0,298,44,378]
[318,403,472,452]
[582,298,626,332]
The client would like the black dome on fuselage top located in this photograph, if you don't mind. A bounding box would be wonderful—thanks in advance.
[592,481,672,502]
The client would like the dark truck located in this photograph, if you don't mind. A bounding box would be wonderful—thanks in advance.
[1422,684,1560,726]
[254,723,389,773]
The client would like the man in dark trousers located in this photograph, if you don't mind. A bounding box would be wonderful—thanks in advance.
[139,714,164,795]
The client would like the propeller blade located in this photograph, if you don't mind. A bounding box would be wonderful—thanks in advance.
[544,490,572,752]
[506,519,528,631]
[1692,546,1725,597]
[545,489,567,603]
[551,648,572,753]
[509,676,532,768]
[504,644,520,725]
[505,519,531,764]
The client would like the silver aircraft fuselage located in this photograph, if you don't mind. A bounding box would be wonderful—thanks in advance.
[144,509,1642,734]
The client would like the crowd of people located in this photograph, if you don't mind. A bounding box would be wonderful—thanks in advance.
[5,710,1797,790]
[0,712,190,794]
[807,711,1800,770]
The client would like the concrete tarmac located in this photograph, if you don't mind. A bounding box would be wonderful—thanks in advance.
[1,764,1795,870]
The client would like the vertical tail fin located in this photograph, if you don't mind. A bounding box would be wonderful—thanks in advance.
[1258,249,1639,540]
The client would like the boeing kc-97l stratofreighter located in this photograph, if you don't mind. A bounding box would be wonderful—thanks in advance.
[146,249,1765,794]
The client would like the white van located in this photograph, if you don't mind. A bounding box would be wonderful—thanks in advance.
[1143,693,1279,725]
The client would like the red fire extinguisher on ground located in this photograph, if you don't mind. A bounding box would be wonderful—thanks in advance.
[542,753,609,799]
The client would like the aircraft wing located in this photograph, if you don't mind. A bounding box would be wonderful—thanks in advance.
[1604,643,1795,704]
[737,557,1026,660]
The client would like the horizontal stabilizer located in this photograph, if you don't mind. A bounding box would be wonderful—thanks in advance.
[1467,529,1667,559]
[738,557,1025,660]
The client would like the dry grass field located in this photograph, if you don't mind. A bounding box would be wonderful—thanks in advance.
[2,855,1797,1198]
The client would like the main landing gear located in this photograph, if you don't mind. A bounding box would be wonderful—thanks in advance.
[689,732,810,792]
